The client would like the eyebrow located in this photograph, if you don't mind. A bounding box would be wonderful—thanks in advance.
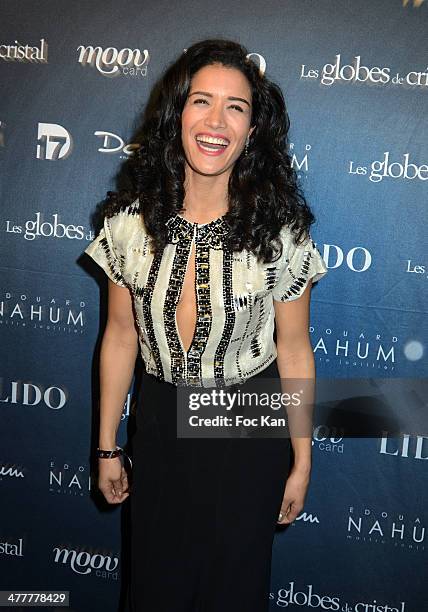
[188,90,251,108]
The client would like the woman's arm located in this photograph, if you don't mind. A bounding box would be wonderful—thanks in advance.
[98,279,139,449]
[273,279,315,475]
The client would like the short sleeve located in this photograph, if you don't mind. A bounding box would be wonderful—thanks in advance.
[272,226,328,302]
[84,214,127,287]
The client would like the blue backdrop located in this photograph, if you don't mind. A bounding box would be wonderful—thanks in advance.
[1,1,426,610]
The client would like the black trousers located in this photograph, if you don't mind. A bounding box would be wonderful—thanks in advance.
[129,360,292,612]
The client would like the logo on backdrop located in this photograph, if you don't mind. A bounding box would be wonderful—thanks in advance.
[77,44,149,76]
[49,461,92,496]
[311,327,398,372]
[312,426,344,454]
[380,433,428,460]
[295,511,320,525]
[36,123,72,160]
[0,38,47,62]
[35,124,142,159]
[319,243,372,273]
[349,152,428,182]
[5,211,95,241]
[0,379,67,410]
[53,545,119,576]
[406,259,426,278]
[0,538,24,557]
[300,53,428,88]
[1,291,86,334]
[287,142,427,185]
[348,506,425,551]
[289,142,312,178]
[246,52,266,76]
[94,131,140,157]
[270,583,407,610]
[402,0,425,7]
[0,464,25,480]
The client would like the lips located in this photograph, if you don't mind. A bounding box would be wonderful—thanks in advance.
[194,133,230,156]
[195,132,230,146]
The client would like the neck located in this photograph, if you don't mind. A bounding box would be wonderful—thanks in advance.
[182,164,230,223]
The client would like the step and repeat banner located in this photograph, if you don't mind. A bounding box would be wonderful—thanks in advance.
[1,0,426,610]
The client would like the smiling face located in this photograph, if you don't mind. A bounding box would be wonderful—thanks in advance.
[181,63,255,177]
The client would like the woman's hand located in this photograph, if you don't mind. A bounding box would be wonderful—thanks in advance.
[98,458,130,504]
[276,464,311,525]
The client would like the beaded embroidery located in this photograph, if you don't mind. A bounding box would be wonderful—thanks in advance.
[162,214,232,385]
[84,203,328,387]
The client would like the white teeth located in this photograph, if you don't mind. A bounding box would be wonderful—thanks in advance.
[196,135,229,146]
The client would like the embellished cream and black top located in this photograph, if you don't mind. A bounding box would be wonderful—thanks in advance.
[85,200,328,387]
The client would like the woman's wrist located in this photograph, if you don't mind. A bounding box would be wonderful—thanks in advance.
[292,461,312,475]
[99,437,117,450]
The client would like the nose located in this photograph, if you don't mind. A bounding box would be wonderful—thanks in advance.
[205,102,226,129]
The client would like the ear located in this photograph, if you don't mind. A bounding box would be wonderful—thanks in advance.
[249,125,256,137]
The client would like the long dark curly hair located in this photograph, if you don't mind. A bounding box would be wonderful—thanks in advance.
[103,38,315,263]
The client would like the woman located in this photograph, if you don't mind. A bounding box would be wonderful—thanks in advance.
[85,39,327,612]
